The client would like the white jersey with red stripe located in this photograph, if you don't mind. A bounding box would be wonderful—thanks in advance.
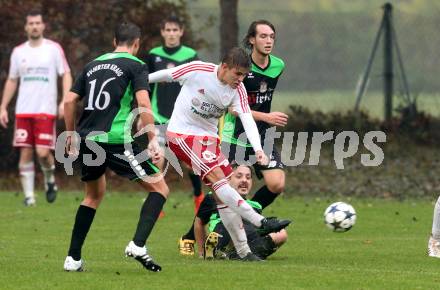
[148,61,250,138]
[8,38,70,117]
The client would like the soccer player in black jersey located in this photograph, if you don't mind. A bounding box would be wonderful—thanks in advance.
[179,164,288,259]
[222,20,288,209]
[143,16,204,215]
[63,22,168,272]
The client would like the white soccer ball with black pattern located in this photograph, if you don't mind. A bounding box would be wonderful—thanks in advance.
[324,202,356,232]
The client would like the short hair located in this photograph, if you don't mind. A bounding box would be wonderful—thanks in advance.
[114,22,141,46]
[221,47,251,70]
[26,8,43,22]
[160,15,183,30]
[243,19,276,50]
[231,162,253,177]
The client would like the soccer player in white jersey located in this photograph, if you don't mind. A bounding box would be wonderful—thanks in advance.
[428,198,440,258]
[148,47,291,261]
[0,9,72,206]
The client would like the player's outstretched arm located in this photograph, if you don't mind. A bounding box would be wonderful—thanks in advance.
[148,61,204,84]
[251,110,288,127]
[148,68,174,84]
[0,78,18,128]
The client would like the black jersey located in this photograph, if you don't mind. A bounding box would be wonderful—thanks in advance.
[222,54,284,147]
[71,52,149,144]
[145,45,197,124]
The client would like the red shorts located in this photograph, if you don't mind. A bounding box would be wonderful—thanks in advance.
[166,132,233,186]
[13,115,56,149]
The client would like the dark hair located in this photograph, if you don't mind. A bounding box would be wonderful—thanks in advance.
[26,8,43,22]
[243,19,276,50]
[114,22,141,46]
[221,47,251,70]
[160,15,183,30]
[231,162,253,177]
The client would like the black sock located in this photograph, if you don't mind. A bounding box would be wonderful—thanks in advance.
[133,192,166,247]
[251,185,280,209]
[189,173,202,197]
[182,219,196,240]
[68,205,96,260]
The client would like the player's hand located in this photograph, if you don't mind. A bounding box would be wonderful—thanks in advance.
[265,112,288,127]
[65,135,79,157]
[255,150,269,166]
[58,101,65,120]
[0,108,8,128]
[147,137,162,164]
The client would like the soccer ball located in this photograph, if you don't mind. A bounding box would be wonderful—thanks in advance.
[324,202,356,232]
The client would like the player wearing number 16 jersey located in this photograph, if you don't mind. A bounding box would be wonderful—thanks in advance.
[63,22,169,272]
[149,47,291,260]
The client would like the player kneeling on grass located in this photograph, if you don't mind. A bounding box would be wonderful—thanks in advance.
[179,164,288,260]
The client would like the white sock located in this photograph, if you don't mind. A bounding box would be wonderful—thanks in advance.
[213,179,263,227]
[217,205,250,258]
[432,196,440,239]
[19,162,35,199]
[41,164,55,184]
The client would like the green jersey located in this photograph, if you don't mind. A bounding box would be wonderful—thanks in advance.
[145,45,198,124]
[222,54,285,147]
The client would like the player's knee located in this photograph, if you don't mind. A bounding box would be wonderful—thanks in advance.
[157,182,169,198]
[267,182,284,194]
[270,229,288,246]
[149,180,170,198]
[83,192,104,208]
[36,148,51,160]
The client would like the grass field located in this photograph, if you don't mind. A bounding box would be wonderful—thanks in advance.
[0,191,438,290]
[272,91,440,119]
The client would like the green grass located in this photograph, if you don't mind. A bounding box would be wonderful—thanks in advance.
[0,191,439,290]
[272,91,440,119]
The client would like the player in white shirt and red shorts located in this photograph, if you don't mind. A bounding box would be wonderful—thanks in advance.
[0,9,72,206]
[148,47,291,261]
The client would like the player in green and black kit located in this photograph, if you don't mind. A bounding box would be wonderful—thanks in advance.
[143,16,204,213]
[63,22,168,272]
[222,20,288,209]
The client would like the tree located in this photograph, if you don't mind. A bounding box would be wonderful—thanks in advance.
[219,0,238,58]
[0,0,209,172]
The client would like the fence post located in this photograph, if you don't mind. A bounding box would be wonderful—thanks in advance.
[383,3,393,124]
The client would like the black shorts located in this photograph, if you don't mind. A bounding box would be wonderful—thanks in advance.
[213,222,277,259]
[79,140,159,182]
[222,142,284,179]
[196,194,218,224]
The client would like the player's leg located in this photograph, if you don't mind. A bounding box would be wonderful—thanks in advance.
[18,147,35,206]
[429,196,440,258]
[131,178,169,247]
[107,142,168,272]
[14,117,36,205]
[182,161,204,213]
[252,149,285,209]
[179,194,217,256]
[64,141,107,271]
[65,175,106,271]
[35,147,57,203]
[34,116,58,203]
[242,222,287,260]
[252,168,285,209]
